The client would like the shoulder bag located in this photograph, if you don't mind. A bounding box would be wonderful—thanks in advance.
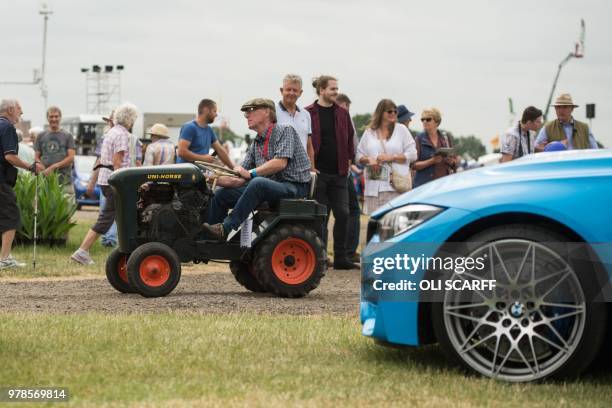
[379,136,411,193]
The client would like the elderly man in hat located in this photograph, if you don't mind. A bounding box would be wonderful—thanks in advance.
[535,93,598,151]
[202,98,311,240]
[143,123,175,166]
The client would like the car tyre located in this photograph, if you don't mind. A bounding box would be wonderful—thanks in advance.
[432,224,607,382]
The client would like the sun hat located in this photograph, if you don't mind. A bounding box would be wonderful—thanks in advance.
[397,105,415,123]
[552,93,579,107]
[102,110,114,122]
[146,123,170,138]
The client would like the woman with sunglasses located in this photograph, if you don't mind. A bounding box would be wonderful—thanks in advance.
[412,107,458,188]
[356,99,417,214]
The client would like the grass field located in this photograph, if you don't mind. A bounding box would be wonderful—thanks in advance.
[1,313,611,407]
[2,215,612,407]
[7,220,111,279]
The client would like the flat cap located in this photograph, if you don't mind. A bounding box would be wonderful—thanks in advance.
[240,98,276,112]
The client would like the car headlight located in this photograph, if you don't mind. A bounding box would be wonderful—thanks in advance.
[377,204,444,241]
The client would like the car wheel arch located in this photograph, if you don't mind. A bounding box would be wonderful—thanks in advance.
[445,212,588,244]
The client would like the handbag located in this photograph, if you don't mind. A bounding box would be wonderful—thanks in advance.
[391,169,412,193]
[379,137,411,193]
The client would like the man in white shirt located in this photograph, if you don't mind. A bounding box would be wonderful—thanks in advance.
[276,74,315,170]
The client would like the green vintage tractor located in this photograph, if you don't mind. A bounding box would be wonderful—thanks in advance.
[105,162,327,298]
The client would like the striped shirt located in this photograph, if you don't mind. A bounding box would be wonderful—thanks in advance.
[143,140,176,165]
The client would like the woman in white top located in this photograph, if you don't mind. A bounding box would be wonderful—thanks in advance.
[356,99,417,214]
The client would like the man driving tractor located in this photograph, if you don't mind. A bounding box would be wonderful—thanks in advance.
[203,98,312,240]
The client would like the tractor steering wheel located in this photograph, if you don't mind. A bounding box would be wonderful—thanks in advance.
[194,161,242,190]
[194,161,241,178]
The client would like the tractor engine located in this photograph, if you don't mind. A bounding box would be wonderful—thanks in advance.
[137,182,209,246]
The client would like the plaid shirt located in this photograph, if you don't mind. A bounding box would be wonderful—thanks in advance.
[98,124,131,186]
[242,124,311,184]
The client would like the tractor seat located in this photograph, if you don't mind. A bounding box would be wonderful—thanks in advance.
[254,171,318,212]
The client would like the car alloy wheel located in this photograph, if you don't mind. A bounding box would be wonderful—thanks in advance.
[442,239,586,382]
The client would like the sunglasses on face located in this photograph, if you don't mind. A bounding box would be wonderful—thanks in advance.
[385,110,398,114]
[421,117,433,122]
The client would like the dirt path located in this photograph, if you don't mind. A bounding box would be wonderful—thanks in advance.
[0,269,361,315]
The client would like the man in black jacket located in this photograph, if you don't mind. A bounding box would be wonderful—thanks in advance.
[305,76,357,270]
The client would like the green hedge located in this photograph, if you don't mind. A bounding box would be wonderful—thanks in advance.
[14,172,77,243]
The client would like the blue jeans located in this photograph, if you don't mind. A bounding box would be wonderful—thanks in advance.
[99,187,117,245]
[208,178,308,233]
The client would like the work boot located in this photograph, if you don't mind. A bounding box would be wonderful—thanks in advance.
[348,252,361,263]
[202,223,227,241]
[333,259,359,270]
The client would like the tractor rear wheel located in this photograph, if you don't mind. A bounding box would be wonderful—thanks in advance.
[230,261,266,293]
[253,224,326,298]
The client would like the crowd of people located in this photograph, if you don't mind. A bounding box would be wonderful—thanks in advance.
[0,76,599,269]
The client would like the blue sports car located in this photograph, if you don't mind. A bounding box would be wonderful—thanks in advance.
[361,150,612,382]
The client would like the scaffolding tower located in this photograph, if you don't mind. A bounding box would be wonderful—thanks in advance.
[81,65,124,114]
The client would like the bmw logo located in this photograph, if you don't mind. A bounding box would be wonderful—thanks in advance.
[510,302,524,317]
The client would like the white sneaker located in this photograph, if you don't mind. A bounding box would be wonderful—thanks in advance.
[0,257,26,269]
[70,249,95,265]
[7,256,26,267]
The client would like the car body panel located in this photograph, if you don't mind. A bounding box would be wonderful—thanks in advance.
[361,150,612,347]
[73,155,100,208]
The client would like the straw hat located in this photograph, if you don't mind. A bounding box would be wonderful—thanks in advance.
[552,93,579,107]
[102,110,114,123]
[146,123,170,138]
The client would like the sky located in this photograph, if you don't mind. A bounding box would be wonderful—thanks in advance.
[2,0,612,149]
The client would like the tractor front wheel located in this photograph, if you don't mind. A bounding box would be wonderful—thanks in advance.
[127,242,181,298]
[105,248,133,294]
